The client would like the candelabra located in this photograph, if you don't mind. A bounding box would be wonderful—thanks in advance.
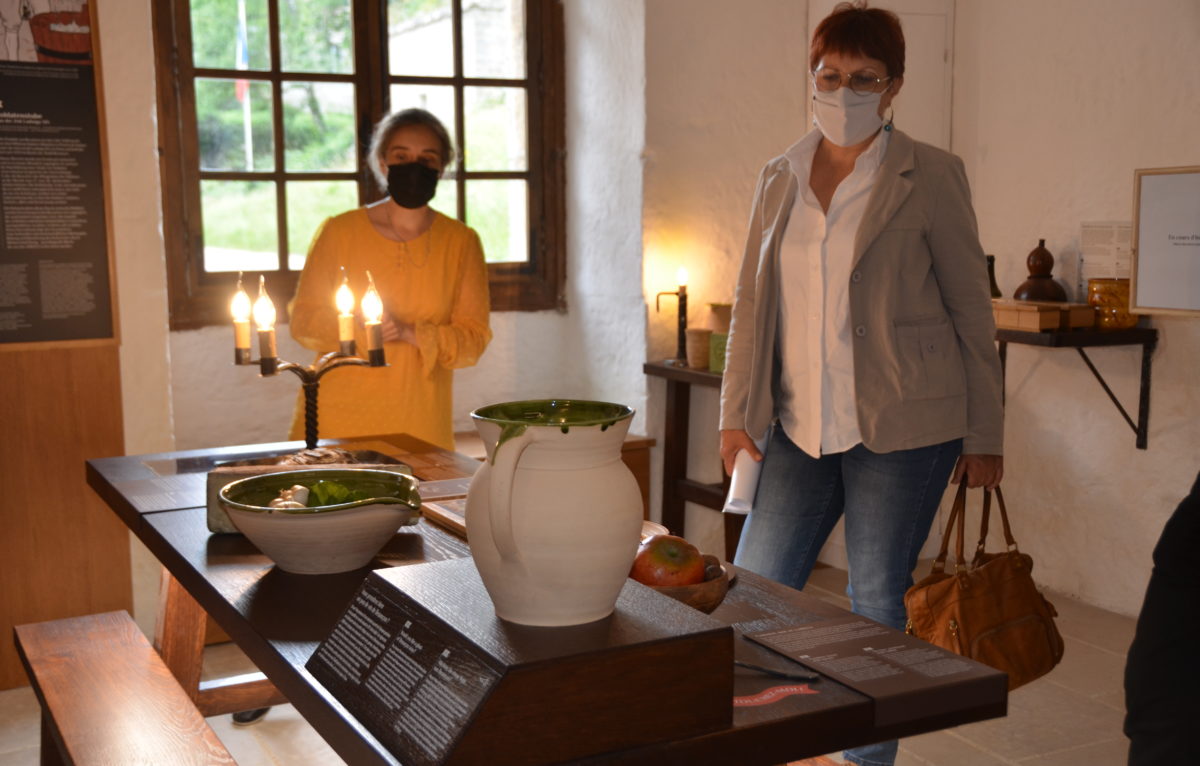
[232,273,386,449]
[247,350,383,450]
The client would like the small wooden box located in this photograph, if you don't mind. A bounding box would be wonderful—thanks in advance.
[992,299,1095,332]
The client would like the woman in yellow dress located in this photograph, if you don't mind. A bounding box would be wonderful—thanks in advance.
[288,109,492,450]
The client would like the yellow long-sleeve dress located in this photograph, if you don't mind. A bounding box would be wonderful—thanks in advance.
[287,208,491,450]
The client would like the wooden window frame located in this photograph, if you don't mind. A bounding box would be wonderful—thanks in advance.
[154,0,566,331]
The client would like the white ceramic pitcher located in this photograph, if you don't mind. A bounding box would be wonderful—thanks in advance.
[465,400,643,626]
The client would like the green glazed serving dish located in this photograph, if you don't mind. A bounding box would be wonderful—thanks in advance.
[219,468,421,574]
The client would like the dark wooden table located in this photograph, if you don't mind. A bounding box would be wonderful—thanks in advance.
[86,434,1007,766]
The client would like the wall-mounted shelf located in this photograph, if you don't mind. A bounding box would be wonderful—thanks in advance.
[996,327,1158,449]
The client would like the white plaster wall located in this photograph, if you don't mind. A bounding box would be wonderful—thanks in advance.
[95,0,175,636]
[643,0,809,555]
[559,0,648,432]
[952,0,1200,615]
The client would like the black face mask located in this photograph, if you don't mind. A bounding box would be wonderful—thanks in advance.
[386,162,439,209]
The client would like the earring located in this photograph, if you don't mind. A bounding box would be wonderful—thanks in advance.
[883,106,895,132]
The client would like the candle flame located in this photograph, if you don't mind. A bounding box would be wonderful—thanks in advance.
[677,266,688,287]
[335,278,355,316]
[361,271,383,324]
[252,275,276,331]
[231,274,251,322]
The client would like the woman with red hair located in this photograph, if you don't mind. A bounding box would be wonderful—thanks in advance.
[720,5,1004,764]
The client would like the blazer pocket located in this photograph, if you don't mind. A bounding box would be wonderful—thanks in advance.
[893,315,966,401]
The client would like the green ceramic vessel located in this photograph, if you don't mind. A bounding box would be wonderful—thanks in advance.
[219,468,420,514]
[218,468,421,575]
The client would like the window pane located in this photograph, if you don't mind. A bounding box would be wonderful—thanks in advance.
[389,84,458,163]
[430,175,459,219]
[463,0,525,79]
[196,78,275,171]
[286,181,360,270]
[191,0,270,71]
[388,0,453,77]
[464,86,526,171]
[280,0,354,74]
[283,81,356,171]
[467,180,527,264]
[201,181,278,273]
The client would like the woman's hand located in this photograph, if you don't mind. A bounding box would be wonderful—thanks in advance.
[379,314,416,345]
[951,454,1003,490]
[720,429,763,476]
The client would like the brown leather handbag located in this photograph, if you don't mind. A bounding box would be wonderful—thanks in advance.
[905,484,1065,690]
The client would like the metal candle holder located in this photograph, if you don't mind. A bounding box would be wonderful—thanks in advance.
[655,284,688,365]
[237,343,385,450]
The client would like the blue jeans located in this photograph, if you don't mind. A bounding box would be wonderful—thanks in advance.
[733,426,962,766]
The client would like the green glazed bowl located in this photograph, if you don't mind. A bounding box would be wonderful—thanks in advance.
[219,469,421,574]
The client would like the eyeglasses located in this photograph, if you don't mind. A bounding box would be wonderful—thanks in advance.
[811,68,892,96]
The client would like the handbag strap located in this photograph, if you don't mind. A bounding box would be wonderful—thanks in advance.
[932,481,969,574]
[974,485,1021,561]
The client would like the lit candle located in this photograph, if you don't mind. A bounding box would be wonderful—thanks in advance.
[675,266,688,362]
[360,270,386,366]
[230,272,252,365]
[335,268,356,356]
[253,275,278,375]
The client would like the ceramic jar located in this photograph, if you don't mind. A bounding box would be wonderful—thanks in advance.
[1012,239,1067,302]
[1087,278,1138,330]
[466,400,643,626]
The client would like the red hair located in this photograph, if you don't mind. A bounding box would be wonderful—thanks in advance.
[810,1,905,79]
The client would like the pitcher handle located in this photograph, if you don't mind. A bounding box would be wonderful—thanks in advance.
[488,427,534,564]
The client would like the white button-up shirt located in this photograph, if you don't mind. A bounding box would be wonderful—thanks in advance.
[776,127,889,458]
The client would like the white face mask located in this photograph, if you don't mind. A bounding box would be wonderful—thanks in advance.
[812,87,885,147]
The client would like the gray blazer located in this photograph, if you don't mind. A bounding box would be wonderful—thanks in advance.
[719,130,1004,456]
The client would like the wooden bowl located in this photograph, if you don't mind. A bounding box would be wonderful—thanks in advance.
[640,520,669,541]
[648,555,733,614]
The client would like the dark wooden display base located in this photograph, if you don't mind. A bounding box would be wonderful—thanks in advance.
[307,558,734,766]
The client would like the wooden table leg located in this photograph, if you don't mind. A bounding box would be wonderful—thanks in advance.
[153,567,288,716]
[662,378,690,535]
[154,567,206,700]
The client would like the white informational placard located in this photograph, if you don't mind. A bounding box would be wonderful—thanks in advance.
[1132,167,1200,315]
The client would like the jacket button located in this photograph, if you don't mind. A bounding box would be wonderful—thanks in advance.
[855,325,866,337]
[851,271,862,283]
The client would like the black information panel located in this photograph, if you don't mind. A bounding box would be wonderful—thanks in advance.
[0,55,112,344]
[747,615,1007,727]
[309,572,501,766]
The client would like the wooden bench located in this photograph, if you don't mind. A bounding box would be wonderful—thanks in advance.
[14,610,235,766]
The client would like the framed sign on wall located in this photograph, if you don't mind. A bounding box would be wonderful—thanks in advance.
[1131,166,1200,316]
[0,1,117,348]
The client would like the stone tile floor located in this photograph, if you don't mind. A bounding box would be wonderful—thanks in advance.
[0,564,1134,766]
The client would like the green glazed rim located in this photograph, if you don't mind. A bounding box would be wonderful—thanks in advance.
[471,399,634,451]
[219,468,420,515]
